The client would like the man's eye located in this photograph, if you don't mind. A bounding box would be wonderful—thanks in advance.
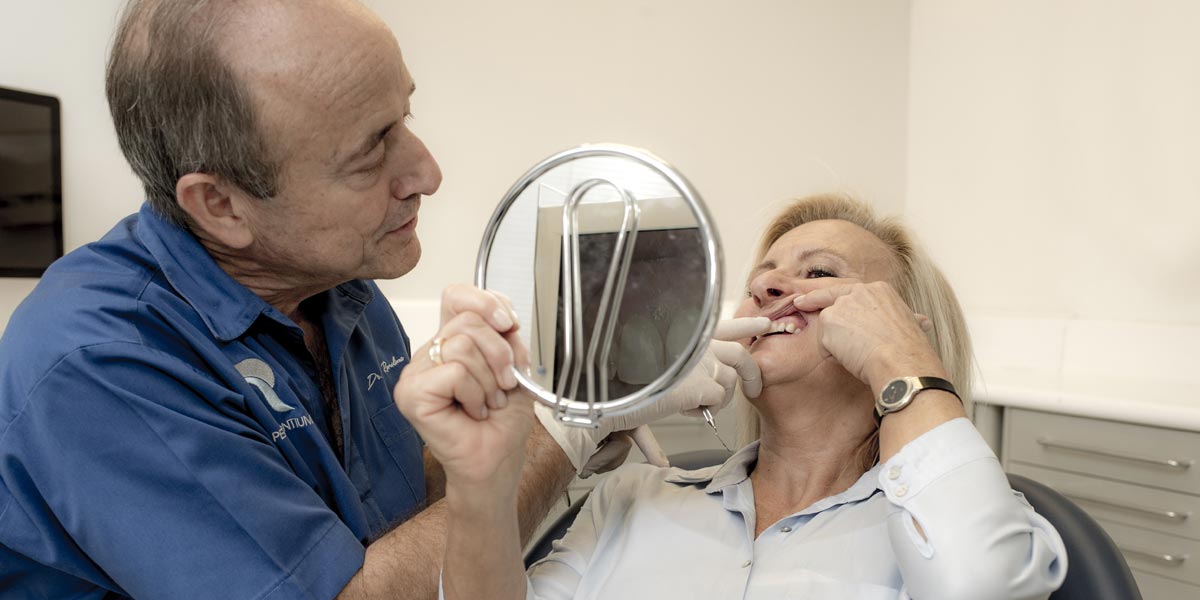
[807,267,837,278]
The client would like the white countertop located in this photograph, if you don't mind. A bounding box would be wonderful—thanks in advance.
[975,368,1200,432]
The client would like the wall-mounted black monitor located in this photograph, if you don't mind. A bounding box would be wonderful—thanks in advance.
[0,86,63,277]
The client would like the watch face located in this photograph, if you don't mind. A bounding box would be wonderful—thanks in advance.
[881,380,910,406]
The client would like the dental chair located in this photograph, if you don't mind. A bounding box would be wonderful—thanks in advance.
[525,450,1142,599]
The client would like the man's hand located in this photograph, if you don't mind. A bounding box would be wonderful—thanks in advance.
[393,285,532,490]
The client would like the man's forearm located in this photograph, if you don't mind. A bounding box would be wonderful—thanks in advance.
[517,419,576,544]
[338,420,575,599]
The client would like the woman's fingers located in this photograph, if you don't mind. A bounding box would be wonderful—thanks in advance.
[795,284,935,332]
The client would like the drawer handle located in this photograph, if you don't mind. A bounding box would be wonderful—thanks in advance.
[1036,438,1193,470]
[1118,545,1188,567]
[1062,492,1190,522]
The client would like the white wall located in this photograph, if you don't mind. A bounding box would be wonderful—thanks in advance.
[0,0,143,332]
[907,0,1200,386]
[0,0,912,339]
[366,0,912,342]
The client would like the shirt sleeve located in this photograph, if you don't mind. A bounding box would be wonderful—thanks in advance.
[877,418,1068,600]
[0,342,365,600]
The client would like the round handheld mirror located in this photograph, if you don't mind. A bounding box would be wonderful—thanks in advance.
[476,144,722,428]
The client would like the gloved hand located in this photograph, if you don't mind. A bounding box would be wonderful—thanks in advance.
[537,316,771,476]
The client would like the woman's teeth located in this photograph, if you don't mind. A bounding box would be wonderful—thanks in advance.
[769,320,797,334]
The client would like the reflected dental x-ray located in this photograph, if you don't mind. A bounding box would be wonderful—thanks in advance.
[552,227,705,398]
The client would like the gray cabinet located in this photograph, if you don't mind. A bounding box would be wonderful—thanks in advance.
[999,407,1200,598]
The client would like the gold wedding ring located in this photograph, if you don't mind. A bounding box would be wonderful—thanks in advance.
[428,337,445,365]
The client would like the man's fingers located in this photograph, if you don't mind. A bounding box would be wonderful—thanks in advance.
[417,361,489,421]
[709,339,763,398]
[713,317,771,342]
[631,425,669,467]
[440,284,516,333]
[440,311,519,390]
[438,334,503,410]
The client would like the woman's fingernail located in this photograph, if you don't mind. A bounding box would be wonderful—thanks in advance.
[495,390,508,409]
[493,308,514,331]
[792,294,806,305]
[481,405,489,419]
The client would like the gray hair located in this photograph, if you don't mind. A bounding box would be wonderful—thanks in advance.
[106,0,279,227]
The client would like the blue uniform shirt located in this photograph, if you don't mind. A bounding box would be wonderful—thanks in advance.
[0,204,426,599]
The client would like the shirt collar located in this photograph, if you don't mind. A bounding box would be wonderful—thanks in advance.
[664,440,884,511]
[134,203,374,342]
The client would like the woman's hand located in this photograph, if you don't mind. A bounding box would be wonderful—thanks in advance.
[393,285,533,494]
[792,281,944,393]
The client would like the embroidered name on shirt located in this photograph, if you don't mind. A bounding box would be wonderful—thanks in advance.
[366,355,406,390]
[271,415,316,441]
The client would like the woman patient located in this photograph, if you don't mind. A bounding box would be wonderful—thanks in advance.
[404,194,1067,599]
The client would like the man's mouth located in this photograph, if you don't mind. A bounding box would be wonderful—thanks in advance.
[386,196,422,234]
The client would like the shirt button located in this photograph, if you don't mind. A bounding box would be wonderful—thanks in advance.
[895,484,909,497]
[888,466,902,480]
[741,559,753,568]
[780,526,792,533]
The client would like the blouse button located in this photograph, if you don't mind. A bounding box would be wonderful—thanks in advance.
[888,466,902,480]
[780,526,792,533]
[741,559,753,568]
[895,483,909,497]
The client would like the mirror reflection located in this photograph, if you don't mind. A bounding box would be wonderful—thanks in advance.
[480,149,714,415]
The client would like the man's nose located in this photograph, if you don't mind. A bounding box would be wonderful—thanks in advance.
[394,134,443,198]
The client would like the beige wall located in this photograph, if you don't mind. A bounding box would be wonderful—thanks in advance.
[0,0,911,335]
[907,0,1200,325]
[365,0,911,317]
[0,0,143,332]
[907,0,1200,386]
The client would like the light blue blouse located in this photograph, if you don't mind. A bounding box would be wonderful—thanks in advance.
[523,418,1067,599]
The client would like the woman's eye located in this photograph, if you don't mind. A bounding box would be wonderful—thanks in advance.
[807,267,837,278]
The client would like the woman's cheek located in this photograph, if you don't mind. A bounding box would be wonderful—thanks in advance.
[733,297,757,319]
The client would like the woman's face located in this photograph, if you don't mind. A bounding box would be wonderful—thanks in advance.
[733,219,898,389]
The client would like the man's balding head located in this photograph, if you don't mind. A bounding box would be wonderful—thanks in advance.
[106,0,393,227]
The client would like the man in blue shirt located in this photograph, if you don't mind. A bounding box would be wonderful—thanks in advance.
[0,1,758,598]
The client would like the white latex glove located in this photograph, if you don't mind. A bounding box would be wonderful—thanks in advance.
[537,316,770,476]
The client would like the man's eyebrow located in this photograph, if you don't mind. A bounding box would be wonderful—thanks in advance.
[344,122,396,165]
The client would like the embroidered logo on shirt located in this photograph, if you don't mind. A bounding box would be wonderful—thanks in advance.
[234,358,296,412]
[366,355,406,390]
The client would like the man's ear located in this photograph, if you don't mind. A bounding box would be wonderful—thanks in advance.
[175,173,254,249]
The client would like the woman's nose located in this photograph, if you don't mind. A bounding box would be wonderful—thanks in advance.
[748,271,797,305]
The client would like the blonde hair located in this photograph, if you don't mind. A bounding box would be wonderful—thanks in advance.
[736,193,974,470]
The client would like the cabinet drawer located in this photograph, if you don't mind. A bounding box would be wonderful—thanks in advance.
[1098,519,1200,585]
[1008,464,1200,541]
[1005,409,1200,494]
[1130,568,1199,600]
